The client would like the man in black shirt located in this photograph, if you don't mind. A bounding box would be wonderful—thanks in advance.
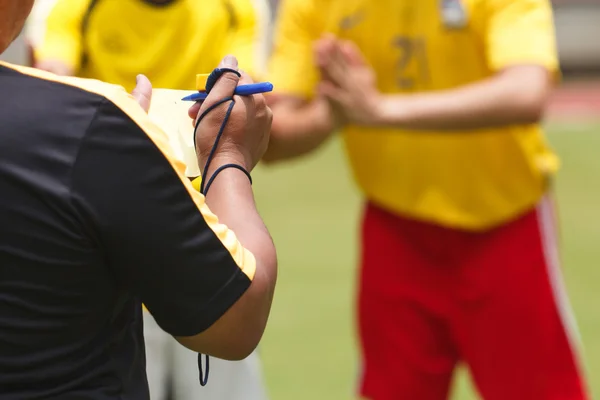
[0,1,277,399]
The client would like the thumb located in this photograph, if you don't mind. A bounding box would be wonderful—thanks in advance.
[132,74,153,113]
[202,55,241,104]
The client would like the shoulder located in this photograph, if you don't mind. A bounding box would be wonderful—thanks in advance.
[46,0,96,20]
[481,0,553,13]
[275,0,325,32]
[1,62,173,156]
[4,62,127,117]
[2,61,124,103]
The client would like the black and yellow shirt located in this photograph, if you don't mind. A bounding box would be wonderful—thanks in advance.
[0,61,255,400]
[35,0,271,91]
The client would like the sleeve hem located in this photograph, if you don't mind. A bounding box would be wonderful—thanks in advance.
[489,58,559,73]
[239,247,257,281]
[164,267,252,337]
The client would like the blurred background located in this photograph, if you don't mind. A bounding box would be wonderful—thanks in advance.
[4,1,599,399]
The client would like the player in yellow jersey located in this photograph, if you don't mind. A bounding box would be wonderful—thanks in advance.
[266,0,589,399]
[31,1,271,400]
[33,0,270,88]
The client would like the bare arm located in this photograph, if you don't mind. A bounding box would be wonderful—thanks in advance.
[317,39,555,132]
[174,60,277,359]
[264,65,551,165]
[376,66,553,131]
[262,95,336,163]
[264,0,335,162]
[176,161,276,359]
[74,59,277,362]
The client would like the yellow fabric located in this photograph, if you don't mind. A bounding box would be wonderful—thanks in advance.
[225,0,271,81]
[0,61,257,282]
[192,177,202,192]
[36,0,268,92]
[33,0,267,314]
[196,74,210,91]
[269,0,559,230]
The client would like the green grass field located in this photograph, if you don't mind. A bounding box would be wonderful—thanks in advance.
[252,123,600,399]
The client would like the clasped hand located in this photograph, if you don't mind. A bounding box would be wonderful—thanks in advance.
[314,35,386,127]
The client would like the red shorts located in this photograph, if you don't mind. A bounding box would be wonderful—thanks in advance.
[357,198,588,400]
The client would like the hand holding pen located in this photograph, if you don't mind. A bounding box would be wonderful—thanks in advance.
[182,71,274,102]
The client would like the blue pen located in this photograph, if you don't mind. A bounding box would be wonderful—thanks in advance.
[181,82,274,102]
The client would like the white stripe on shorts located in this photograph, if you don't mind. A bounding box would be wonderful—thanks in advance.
[536,195,584,354]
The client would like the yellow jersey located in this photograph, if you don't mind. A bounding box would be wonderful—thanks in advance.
[36,0,271,91]
[269,0,560,230]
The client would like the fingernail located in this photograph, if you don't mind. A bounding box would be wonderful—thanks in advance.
[223,55,237,68]
[136,74,142,84]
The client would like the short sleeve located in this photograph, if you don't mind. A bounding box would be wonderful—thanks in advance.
[268,0,320,99]
[34,0,90,70]
[485,0,559,72]
[70,90,255,337]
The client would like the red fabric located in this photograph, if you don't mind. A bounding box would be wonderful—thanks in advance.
[357,201,588,400]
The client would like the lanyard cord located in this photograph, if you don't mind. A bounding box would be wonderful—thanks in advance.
[191,67,252,387]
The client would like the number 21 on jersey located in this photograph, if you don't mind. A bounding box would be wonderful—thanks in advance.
[393,36,430,90]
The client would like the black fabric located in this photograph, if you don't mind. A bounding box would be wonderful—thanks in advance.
[0,65,251,399]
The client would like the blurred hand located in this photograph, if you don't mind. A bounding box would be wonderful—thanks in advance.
[315,36,385,126]
[34,59,74,77]
[188,55,272,173]
[132,74,152,113]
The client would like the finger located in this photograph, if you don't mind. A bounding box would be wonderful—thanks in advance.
[202,55,241,107]
[315,41,328,77]
[322,41,348,86]
[238,70,254,85]
[341,40,367,67]
[314,35,337,72]
[188,102,201,122]
[132,74,153,113]
[331,41,349,76]
[314,38,332,68]
[318,81,346,105]
[188,64,252,125]
[232,70,260,107]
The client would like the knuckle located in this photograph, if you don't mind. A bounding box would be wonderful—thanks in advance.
[220,72,241,84]
[239,71,254,84]
[211,73,240,93]
[255,94,267,109]
[264,109,273,128]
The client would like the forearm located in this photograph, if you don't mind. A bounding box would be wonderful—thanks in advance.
[377,67,551,131]
[178,160,277,360]
[204,162,277,285]
[263,99,335,162]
